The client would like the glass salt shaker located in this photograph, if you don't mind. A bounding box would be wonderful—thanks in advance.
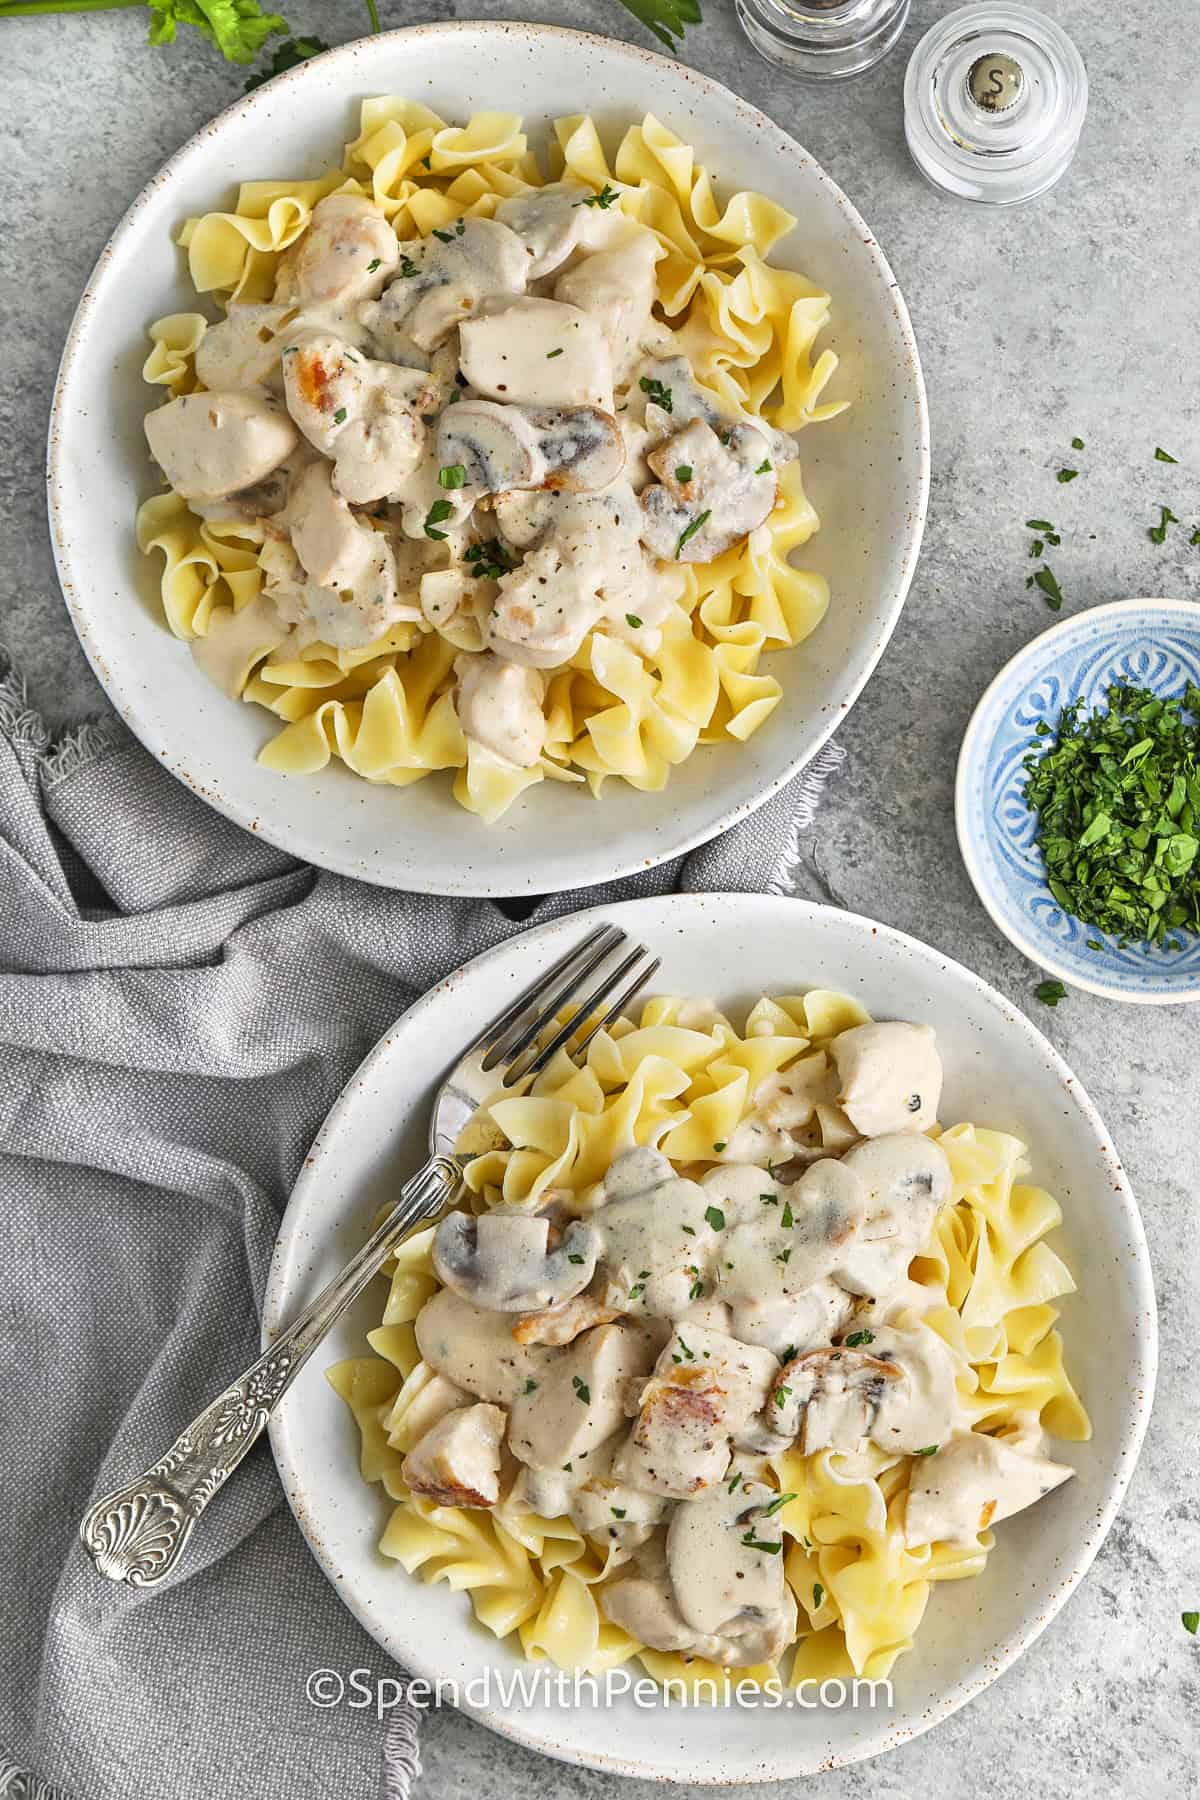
[903,3,1088,204]
[734,0,912,81]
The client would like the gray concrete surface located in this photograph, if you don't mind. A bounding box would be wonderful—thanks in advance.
[2,0,1198,1794]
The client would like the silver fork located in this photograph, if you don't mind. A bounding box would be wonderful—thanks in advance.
[79,923,658,1589]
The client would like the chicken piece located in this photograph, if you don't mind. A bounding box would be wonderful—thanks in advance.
[729,1279,857,1361]
[194,304,300,393]
[493,181,592,278]
[275,193,398,309]
[435,400,624,497]
[666,1472,798,1662]
[453,651,546,768]
[612,1325,777,1499]
[401,1401,506,1507]
[458,298,613,410]
[365,217,529,354]
[286,460,379,591]
[640,418,777,564]
[511,1290,622,1347]
[282,333,436,503]
[144,391,298,505]
[586,1146,717,1320]
[601,1529,797,1668]
[261,504,408,653]
[508,1323,655,1470]
[482,539,600,670]
[554,232,665,384]
[904,1430,1075,1549]
[831,1134,951,1299]
[831,1022,944,1137]
[718,1158,866,1319]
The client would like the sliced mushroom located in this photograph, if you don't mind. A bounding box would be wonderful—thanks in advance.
[414,1287,545,1405]
[431,1210,600,1313]
[493,181,592,278]
[612,1325,777,1498]
[435,400,624,497]
[366,217,529,354]
[849,1322,964,1455]
[831,1133,951,1298]
[831,1022,944,1137]
[904,1430,1074,1549]
[458,297,613,410]
[508,1322,655,1469]
[194,303,300,393]
[144,391,298,504]
[512,1289,621,1346]
[453,650,546,768]
[275,193,398,309]
[665,1470,798,1662]
[769,1346,906,1453]
[401,1401,507,1507]
[640,418,777,564]
[282,333,434,503]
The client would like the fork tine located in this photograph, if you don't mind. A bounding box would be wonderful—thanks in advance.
[570,953,661,1065]
[478,923,626,1072]
[502,944,659,1087]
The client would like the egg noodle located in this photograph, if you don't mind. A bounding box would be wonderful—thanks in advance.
[331,989,1089,1691]
[135,104,844,820]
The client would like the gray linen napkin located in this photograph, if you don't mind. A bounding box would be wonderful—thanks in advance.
[0,650,844,1800]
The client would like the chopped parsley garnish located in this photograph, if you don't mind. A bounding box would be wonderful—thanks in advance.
[562,1461,573,1471]
[712,1140,727,1152]
[728,1470,742,1493]
[626,613,643,629]
[760,1192,778,1205]
[773,1387,791,1413]
[780,1345,797,1363]
[704,1205,726,1231]
[675,464,693,483]
[844,1329,875,1347]
[755,458,772,474]
[775,1246,792,1266]
[1183,1611,1199,1635]
[674,1336,695,1362]
[763,1491,795,1516]
[812,1582,824,1608]
[1023,681,1200,947]
[627,1283,645,1301]
[1070,436,1085,450]
[1056,468,1079,483]
[438,463,466,490]
[464,540,517,580]
[1192,529,1200,546]
[1149,505,1180,544]
[1155,447,1178,463]
[575,183,619,209]
[638,375,673,413]
[332,407,347,425]
[675,510,711,558]
[681,1224,696,1237]
[1034,978,1067,1006]
[719,429,732,446]
[432,227,455,243]
[612,1507,627,1519]
[567,1253,585,1265]
[524,1378,538,1394]
[780,1201,794,1228]
[546,347,564,359]
[398,255,418,277]
[914,1444,939,1457]
[1029,566,1064,611]
[741,1532,783,1555]
[1026,518,1055,531]
[366,258,382,273]
[423,499,454,540]
[688,1277,705,1300]
[572,1375,591,1403]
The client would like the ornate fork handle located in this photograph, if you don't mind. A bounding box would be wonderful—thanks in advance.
[80,1154,460,1588]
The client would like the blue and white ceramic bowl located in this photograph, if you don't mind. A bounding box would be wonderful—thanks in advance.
[956,598,1200,1004]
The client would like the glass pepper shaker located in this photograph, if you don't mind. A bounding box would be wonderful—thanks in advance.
[903,3,1088,204]
[734,0,912,81]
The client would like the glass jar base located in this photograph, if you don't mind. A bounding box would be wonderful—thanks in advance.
[734,0,911,81]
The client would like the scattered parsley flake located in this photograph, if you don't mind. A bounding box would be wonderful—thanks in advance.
[1056,468,1079,483]
[780,1201,794,1228]
[398,256,418,278]
[844,1329,875,1347]
[1071,436,1085,450]
[1183,1611,1199,1635]
[333,407,347,425]
[741,1531,783,1555]
[1149,505,1180,544]
[1026,518,1055,531]
[546,347,564,359]
[728,1470,743,1493]
[366,257,382,273]
[755,458,772,474]
[524,1378,538,1394]
[639,375,673,413]
[704,1205,726,1231]
[1033,566,1065,611]
[812,1582,824,1608]
[626,613,643,629]
[1155,447,1179,463]
[432,227,455,243]
[674,510,711,558]
[914,1444,939,1457]
[775,1246,792,1266]
[688,1277,705,1300]
[572,1375,591,1403]
[575,183,619,210]
[1035,979,1067,1006]
[567,1252,585,1265]
[675,464,693,482]
[423,499,453,540]
[763,1491,795,1516]
[712,1140,727,1153]
[438,463,466,490]
[612,1507,627,1519]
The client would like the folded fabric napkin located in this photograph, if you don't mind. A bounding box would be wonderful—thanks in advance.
[0,651,844,1800]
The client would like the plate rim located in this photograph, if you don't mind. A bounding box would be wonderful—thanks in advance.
[955,596,1200,1006]
[262,890,1157,1781]
[45,19,930,897]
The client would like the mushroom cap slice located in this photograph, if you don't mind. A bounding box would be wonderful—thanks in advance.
[769,1345,907,1453]
[832,1021,944,1137]
[493,181,591,278]
[431,1209,600,1312]
[640,419,777,564]
[144,391,298,505]
[369,217,530,353]
[435,400,625,497]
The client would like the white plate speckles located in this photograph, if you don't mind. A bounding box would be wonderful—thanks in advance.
[48,23,928,896]
[262,894,1155,1783]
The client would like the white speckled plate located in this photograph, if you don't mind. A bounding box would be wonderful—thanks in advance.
[47,23,927,896]
[263,893,1155,1782]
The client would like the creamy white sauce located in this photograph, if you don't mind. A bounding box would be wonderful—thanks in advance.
[399,1014,1076,1667]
